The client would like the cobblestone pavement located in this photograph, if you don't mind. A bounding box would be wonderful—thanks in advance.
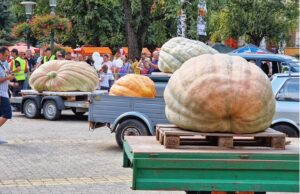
[0,111,183,194]
[0,112,295,194]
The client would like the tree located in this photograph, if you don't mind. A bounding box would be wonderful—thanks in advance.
[122,0,181,59]
[57,0,125,50]
[208,0,299,46]
[0,0,14,45]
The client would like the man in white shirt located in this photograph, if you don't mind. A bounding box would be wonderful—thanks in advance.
[0,47,15,144]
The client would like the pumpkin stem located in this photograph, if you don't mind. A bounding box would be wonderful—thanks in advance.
[47,71,57,79]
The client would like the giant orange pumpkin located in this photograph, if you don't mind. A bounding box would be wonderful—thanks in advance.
[29,60,98,92]
[109,74,156,98]
[164,54,275,134]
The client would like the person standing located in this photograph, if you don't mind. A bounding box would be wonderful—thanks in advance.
[25,50,36,73]
[56,50,65,60]
[65,52,72,60]
[36,48,56,68]
[102,54,115,88]
[119,57,132,77]
[9,49,28,95]
[148,51,160,74]
[138,53,150,75]
[24,50,36,89]
[98,65,113,91]
[0,47,14,144]
[131,57,141,74]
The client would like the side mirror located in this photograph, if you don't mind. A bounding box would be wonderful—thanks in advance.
[276,93,285,100]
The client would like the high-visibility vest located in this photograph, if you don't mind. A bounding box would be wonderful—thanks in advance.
[43,55,56,63]
[12,57,26,81]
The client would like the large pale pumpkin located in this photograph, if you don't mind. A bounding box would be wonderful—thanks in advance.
[29,60,98,92]
[109,74,156,98]
[158,37,218,73]
[164,54,275,134]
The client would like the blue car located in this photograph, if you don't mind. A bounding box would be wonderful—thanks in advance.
[229,53,300,75]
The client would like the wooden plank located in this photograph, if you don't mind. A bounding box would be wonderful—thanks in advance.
[156,124,177,141]
[126,136,299,154]
[160,128,285,138]
[157,126,286,149]
[164,136,180,148]
[271,137,286,149]
[218,136,234,148]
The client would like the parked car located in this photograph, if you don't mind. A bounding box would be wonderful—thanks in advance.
[229,53,300,75]
[270,73,299,137]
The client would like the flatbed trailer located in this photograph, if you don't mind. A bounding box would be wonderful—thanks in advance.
[10,90,106,120]
[123,136,299,193]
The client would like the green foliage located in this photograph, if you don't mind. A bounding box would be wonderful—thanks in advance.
[12,22,31,38]
[7,0,298,50]
[56,0,125,50]
[208,0,299,45]
[11,14,70,45]
[0,0,15,45]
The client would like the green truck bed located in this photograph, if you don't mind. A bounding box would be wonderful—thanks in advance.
[123,136,299,193]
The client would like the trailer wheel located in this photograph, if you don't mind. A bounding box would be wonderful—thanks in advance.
[43,100,61,120]
[71,108,86,116]
[115,119,149,149]
[23,99,41,118]
[272,124,298,137]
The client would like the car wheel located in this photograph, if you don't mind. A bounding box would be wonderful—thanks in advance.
[23,99,41,118]
[115,119,149,149]
[272,124,299,137]
[43,100,61,120]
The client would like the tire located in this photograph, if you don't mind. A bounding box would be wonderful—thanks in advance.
[272,124,299,137]
[71,108,86,116]
[43,100,61,120]
[115,119,150,149]
[23,99,41,118]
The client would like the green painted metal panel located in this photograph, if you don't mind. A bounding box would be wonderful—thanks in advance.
[132,153,298,161]
[123,138,299,192]
[135,159,298,170]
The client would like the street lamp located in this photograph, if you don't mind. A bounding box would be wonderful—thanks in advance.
[21,1,36,49]
[49,0,57,52]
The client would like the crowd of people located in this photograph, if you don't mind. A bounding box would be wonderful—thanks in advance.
[0,46,160,138]
[0,46,161,97]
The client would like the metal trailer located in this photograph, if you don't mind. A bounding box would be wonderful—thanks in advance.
[10,90,106,120]
[123,136,299,194]
[88,75,170,148]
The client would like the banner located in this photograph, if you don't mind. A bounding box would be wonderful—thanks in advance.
[197,0,207,36]
[177,9,187,37]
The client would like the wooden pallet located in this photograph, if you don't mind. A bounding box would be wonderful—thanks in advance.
[156,124,286,149]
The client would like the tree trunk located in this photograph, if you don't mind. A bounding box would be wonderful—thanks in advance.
[248,34,264,47]
[122,0,152,60]
[123,0,140,60]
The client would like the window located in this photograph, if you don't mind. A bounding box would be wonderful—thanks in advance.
[276,78,299,102]
[260,60,282,77]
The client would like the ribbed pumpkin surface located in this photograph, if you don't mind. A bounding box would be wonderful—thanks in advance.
[164,54,275,134]
[158,37,218,73]
[109,74,156,98]
[29,60,98,92]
